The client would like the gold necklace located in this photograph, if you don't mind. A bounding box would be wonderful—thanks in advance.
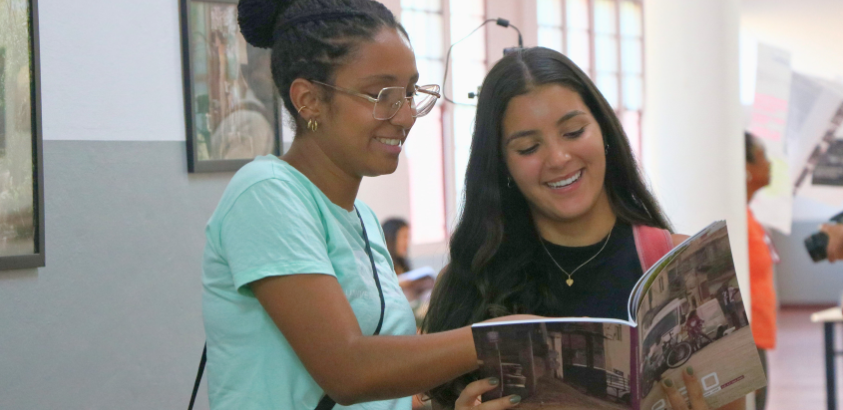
[539,230,612,287]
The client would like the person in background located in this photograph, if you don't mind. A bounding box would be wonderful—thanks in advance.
[382,218,411,274]
[382,217,435,330]
[746,131,776,410]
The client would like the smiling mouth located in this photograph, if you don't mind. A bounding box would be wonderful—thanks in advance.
[546,170,583,189]
[375,137,404,147]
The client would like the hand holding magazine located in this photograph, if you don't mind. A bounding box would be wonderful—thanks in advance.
[472,221,765,410]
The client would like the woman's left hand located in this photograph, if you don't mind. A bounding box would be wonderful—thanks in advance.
[660,367,745,410]
[452,377,521,410]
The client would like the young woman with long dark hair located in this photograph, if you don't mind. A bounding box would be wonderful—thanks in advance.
[202,1,527,409]
[423,47,745,410]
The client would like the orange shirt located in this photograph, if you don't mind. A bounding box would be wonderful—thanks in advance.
[747,208,777,349]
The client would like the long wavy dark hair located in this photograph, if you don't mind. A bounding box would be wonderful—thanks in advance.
[422,47,671,407]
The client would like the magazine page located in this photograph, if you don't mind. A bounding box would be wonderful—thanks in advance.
[473,319,635,410]
[633,221,766,410]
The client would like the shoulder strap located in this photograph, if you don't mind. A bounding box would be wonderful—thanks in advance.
[311,208,387,410]
[187,344,207,410]
[632,225,674,272]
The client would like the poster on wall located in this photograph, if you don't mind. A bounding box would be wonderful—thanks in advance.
[0,0,45,271]
[787,75,843,208]
[180,0,284,173]
[747,44,793,234]
[811,139,843,186]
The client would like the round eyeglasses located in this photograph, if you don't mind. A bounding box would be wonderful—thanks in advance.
[311,81,441,121]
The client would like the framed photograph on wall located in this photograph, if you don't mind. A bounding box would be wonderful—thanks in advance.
[180,0,284,173]
[0,0,45,270]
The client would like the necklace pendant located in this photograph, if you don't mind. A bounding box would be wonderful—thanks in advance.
[566,278,574,287]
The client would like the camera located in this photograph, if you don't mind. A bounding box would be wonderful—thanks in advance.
[804,211,843,262]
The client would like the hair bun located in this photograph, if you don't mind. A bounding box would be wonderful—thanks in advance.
[238,0,293,49]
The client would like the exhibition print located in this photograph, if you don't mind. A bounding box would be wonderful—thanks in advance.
[181,0,283,173]
[0,0,45,270]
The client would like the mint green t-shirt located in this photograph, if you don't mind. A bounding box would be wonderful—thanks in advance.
[202,155,416,410]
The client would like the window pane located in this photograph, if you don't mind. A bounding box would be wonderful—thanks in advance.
[406,106,446,243]
[450,0,486,223]
[538,26,563,52]
[566,0,590,30]
[402,0,446,244]
[594,35,618,72]
[450,15,486,61]
[450,0,484,17]
[567,30,591,74]
[621,110,641,159]
[402,11,443,60]
[417,58,444,88]
[594,0,617,35]
[622,74,642,111]
[596,73,619,108]
[620,1,642,37]
[452,65,485,106]
[453,104,477,215]
[621,38,642,74]
[537,0,563,27]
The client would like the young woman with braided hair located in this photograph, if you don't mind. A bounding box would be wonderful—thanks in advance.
[201,1,527,409]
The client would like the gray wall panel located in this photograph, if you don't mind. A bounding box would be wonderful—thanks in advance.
[0,141,225,409]
[772,221,843,305]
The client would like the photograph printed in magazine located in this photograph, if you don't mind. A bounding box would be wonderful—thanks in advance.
[472,221,766,410]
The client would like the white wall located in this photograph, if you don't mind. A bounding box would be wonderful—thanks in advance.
[741,0,843,82]
[642,0,750,323]
[40,0,185,141]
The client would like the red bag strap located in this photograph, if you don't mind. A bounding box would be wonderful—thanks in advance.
[632,225,674,272]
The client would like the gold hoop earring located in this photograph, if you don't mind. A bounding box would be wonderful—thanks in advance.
[297,105,307,114]
[308,119,319,132]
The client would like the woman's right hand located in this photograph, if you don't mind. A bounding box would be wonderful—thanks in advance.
[454,378,521,410]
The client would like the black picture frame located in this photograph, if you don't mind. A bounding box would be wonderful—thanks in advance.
[180,0,284,173]
[0,0,45,271]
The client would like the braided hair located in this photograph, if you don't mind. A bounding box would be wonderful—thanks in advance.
[238,0,408,134]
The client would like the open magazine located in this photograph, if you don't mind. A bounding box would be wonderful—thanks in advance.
[472,221,766,410]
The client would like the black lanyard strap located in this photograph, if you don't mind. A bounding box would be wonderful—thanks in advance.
[316,207,386,410]
[354,206,386,336]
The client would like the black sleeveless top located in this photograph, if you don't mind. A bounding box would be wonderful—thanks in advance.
[532,222,644,320]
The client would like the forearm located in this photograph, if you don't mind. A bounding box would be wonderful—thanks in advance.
[251,274,480,405]
[325,327,477,405]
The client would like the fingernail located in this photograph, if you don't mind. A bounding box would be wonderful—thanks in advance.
[488,377,499,386]
[686,366,694,375]
[662,378,674,388]
[509,395,522,404]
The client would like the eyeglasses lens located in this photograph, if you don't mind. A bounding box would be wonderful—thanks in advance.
[373,86,439,120]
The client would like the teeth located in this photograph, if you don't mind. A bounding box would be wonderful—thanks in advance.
[376,138,402,146]
[547,171,582,188]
